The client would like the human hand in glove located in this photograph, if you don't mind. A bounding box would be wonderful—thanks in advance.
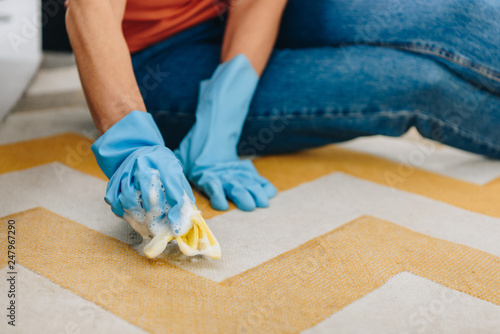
[92,110,221,259]
[175,54,277,212]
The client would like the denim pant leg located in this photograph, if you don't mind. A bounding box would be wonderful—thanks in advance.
[277,0,500,94]
[263,0,500,156]
[132,1,500,158]
[246,45,500,157]
[255,0,500,156]
[131,19,225,149]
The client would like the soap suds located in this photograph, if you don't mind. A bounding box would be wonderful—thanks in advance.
[121,168,220,260]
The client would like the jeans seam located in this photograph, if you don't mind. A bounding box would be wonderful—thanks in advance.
[153,109,500,153]
[415,112,500,152]
[152,109,414,120]
[248,110,500,153]
[378,42,500,84]
[246,110,414,121]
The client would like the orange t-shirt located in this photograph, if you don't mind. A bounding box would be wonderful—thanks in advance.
[123,0,229,53]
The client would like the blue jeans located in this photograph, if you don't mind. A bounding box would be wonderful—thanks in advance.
[131,0,500,158]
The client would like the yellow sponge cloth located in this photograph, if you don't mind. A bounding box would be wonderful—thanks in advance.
[143,206,221,260]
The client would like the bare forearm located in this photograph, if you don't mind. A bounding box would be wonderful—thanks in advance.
[221,0,288,75]
[66,0,145,134]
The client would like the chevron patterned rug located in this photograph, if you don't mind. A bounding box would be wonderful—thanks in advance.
[1,57,500,333]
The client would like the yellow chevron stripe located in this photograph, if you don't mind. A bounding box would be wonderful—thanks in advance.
[2,208,498,333]
[1,133,499,219]
[0,133,105,180]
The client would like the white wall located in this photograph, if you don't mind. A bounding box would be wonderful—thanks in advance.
[0,0,42,119]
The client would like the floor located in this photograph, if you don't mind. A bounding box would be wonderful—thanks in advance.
[1,53,499,334]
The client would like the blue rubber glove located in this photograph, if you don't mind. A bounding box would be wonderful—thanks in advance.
[175,54,277,211]
[91,111,221,259]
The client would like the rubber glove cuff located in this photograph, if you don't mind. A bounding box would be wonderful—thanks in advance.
[176,54,259,174]
[91,110,165,179]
